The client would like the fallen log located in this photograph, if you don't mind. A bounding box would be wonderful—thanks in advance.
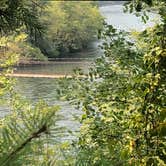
[5,73,86,79]
[7,73,72,78]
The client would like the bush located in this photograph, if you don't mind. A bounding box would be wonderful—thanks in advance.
[58,1,166,165]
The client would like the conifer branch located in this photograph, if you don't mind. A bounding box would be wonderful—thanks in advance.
[2,124,48,165]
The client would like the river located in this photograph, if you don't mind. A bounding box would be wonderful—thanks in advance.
[0,1,158,142]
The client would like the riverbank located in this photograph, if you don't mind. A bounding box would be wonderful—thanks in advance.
[16,56,94,67]
[18,59,91,65]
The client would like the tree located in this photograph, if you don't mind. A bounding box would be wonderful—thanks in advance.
[0,0,43,35]
[0,1,61,165]
[39,1,104,57]
[58,0,166,165]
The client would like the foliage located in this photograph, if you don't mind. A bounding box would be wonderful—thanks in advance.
[0,34,24,96]
[39,1,104,57]
[0,0,43,35]
[58,1,166,165]
[0,0,47,61]
[0,25,59,166]
[0,0,103,59]
[1,0,165,165]
[0,99,58,166]
[20,42,48,61]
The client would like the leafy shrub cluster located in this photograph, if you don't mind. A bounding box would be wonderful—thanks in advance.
[58,1,166,165]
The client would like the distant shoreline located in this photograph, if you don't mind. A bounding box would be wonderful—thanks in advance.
[98,1,126,7]
[17,58,92,66]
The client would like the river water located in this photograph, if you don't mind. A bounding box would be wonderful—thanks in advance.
[1,1,158,141]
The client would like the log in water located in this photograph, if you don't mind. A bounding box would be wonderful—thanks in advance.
[7,73,73,78]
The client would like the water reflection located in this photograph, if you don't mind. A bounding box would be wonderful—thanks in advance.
[99,2,159,31]
[16,62,91,75]
[16,77,81,141]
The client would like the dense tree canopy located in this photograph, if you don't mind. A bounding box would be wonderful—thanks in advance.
[0,0,43,35]
[38,1,104,57]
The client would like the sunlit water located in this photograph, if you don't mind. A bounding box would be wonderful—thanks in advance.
[100,2,158,31]
[0,1,158,141]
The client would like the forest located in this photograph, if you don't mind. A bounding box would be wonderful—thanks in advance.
[0,1,103,60]
[0,0,166,166]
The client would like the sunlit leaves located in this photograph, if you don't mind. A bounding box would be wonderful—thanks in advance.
[58,1,166,165]
[0,29,60,166]
[0,34,24,97]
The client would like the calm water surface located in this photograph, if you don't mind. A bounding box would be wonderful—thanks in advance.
[1,1,158,141]
[16,78,81,141]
